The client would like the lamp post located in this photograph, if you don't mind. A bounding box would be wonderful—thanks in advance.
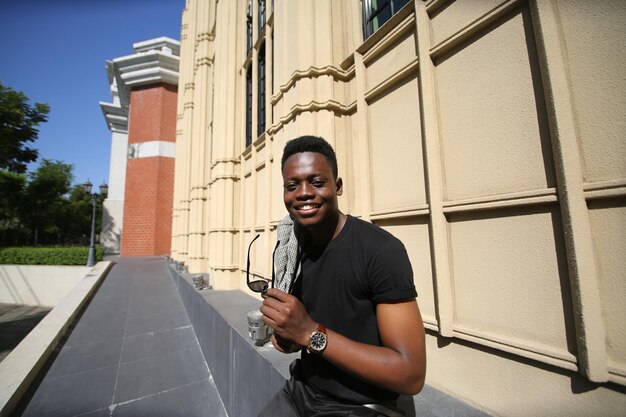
[83,180,108,267]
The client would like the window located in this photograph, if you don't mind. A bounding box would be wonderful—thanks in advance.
[257,44,266,136]
[246,67,253,147]
[258,0,266,34]
[362,0,410,39]
[247,0,253,53]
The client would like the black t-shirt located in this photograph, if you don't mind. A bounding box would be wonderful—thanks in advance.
[292,215,417,404]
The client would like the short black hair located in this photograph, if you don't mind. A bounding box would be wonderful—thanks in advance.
[281,135,338,178]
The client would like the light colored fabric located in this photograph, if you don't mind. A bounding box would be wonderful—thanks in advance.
[274,215,301,292]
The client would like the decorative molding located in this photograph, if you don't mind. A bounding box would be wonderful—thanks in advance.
[212,265,239,271]
[429,0,523,60]
[208,175,240,186]
[453,324,578,372]
[133,37,180,56]
[370,204,430,221]
[270,65,355,106]
[364,59,419,103]
[267,99,356,135]
[196,56,214,68]
[362,12,416,65]
[442,188,558,214]
[356,1,415,56]
[583,179,626,200]
[109,37,180,108]
[99,101,128,133]
[208,227,239,233]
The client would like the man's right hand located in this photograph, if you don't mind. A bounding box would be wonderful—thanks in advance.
[261,288,317,349]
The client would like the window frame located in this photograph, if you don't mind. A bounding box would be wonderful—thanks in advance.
[362,0,411,39]
[257,44,266,137]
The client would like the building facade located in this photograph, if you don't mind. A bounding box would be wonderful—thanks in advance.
[101,38,180,255]
[170,1,626,415]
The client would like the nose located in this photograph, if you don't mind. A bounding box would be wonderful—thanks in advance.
[295,182,314,199]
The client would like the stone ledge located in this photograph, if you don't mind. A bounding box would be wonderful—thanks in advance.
[0,261,113,417]
[170,267,492,417]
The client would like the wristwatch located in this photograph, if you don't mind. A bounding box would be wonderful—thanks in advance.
[306,323,327,354]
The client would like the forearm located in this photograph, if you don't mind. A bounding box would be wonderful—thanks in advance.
[261,290,426,395]
[310,329,425,395]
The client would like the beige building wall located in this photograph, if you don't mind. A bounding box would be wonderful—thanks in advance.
[171,1,626,415]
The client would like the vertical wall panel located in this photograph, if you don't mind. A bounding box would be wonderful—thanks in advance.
[588,200,626,371]
[436,7,555,200]
[375,217,435,323]
[368,77,426,212]
[448,206,575,358]
[556,1,626,182]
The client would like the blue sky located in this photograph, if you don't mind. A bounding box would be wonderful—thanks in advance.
[0,0,184,188]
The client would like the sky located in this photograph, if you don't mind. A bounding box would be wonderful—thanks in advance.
[0,0,185,188]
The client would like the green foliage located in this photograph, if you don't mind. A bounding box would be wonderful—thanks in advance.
[23,159,75,245]
[0,170,26,221]
[0,82,50,174]
[0,246,104,265]
[0,82,101,248]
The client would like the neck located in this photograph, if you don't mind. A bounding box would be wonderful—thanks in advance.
[303,212,346,245]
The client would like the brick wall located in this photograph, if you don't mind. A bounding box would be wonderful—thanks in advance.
[128,84,177,144]
[121,84,177,256]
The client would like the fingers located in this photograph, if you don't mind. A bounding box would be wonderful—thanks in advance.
[264,288,294,302]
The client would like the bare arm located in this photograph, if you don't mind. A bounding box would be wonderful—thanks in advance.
[261,288,427,395]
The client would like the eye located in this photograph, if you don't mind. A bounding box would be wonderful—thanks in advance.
[312,180,325,188]
[284,183,298,192]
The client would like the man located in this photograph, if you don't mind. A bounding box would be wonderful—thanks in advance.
[260,136,426,416]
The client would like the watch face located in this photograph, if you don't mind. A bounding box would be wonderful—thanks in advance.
[310,331,327,351]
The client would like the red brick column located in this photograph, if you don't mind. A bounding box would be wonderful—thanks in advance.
[121,84,177,256]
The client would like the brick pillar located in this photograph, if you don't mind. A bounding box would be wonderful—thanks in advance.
[121,83,177,256]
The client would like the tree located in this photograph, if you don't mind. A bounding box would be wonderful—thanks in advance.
[23,159,74,245]
[0,82,50,174]
[56,185,103,246]
[0,169,27,245]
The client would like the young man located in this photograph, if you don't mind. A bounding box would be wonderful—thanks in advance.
[260,136,426,416]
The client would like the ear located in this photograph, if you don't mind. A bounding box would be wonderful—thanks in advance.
[335,177,343,196]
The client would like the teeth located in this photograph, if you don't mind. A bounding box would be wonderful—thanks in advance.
[300,204,318,210]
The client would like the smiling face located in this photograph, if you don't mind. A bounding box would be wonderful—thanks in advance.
[282,152,343,239]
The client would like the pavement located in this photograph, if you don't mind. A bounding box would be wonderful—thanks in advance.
[0,304,51,364]
[4,257,492,417]
[10,257,226,417]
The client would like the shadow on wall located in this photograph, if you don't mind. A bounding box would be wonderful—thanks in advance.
[0,266,40,305]
[101,206,121,255]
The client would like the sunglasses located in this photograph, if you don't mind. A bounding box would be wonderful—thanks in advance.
[246,234,280,298]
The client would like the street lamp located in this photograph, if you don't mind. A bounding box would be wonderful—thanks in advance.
[83,180,108,267]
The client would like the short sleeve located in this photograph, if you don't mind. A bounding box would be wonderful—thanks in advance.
[367,236,417,303]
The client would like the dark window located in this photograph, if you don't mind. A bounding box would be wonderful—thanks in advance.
[246,67,253,147]
[258,0,266,34]
[257,44,266,137]
[362,0,410,39]
[247,0,253,53]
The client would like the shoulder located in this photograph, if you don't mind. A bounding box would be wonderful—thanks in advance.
[347,216,402,248]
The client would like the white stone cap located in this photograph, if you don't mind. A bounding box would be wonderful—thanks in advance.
[101,37,180,134]
[112,50,179,88]
[133,37,180,56]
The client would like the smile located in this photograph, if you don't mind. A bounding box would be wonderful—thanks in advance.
[296,204,321,211]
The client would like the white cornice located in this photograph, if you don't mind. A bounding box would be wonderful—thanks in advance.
[133,37,180,56]
[101,37,180,133]
[99,101,128,133]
